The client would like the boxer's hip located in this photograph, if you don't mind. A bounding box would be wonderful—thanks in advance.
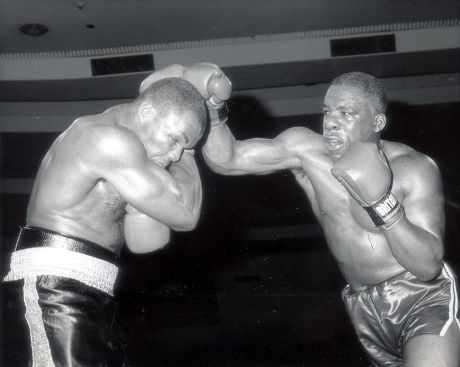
[3,225,119,296]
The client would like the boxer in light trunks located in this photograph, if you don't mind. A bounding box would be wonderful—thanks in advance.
[1,71,231,367]
[200,70,460,366]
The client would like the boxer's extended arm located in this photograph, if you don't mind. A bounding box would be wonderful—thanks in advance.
[92,129,201,231]
[332,144,444,280]
[203,126,319,175]
[167,149,203,225]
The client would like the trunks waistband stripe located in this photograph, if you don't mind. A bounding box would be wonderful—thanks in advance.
[23,276,56,367]
[440,263,460,336]
[15,226,120,264]
[3,247,118,296]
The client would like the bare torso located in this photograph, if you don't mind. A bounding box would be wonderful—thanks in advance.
[27,109,127,254]
[292,138,411,290]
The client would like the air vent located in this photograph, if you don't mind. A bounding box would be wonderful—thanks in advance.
[91,54,154,76]
[331,34,396,57]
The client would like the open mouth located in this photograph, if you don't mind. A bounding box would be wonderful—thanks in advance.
[151,157,169,168]
[324,136,344,151]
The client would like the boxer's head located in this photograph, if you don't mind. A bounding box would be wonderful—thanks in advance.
[330,72,387,114]
[136,78,206,166]
[322,72,387,161]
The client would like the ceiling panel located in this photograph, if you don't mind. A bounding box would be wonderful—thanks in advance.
[1,0,459,54]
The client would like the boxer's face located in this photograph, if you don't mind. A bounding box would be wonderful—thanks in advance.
[141,109,203,167]
[322,85,379,161]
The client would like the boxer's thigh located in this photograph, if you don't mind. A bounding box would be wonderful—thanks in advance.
[404,322,460,367]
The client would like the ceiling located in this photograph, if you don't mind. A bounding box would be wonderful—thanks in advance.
[1,0,459,55]
[0,0,459,102]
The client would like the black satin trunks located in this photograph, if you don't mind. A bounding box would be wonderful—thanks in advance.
[1,226,129,367]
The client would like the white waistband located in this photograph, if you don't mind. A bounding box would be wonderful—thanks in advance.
[3,247,118,296]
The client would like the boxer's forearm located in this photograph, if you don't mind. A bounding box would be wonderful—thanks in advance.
[202,122,236,171]
[168,151,203,230]
[382,216,444,281]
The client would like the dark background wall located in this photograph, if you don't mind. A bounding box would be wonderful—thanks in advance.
[1,99,459,366]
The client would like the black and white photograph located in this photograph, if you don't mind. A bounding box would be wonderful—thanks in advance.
[1,1,459,366]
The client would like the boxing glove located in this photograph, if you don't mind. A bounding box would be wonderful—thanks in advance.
[140,63,232,126]
[124,204,171,253]
[182,63,232,126]
[330,143,404,229]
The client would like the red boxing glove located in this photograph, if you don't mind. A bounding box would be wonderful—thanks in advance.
[330,143,404,230]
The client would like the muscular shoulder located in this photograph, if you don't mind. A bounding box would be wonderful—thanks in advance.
[383,140,442,193]
[384,141,439,172]
[70,114,145,170]
[276,127,324,155]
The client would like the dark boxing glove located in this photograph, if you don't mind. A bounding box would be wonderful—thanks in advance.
[330,142,404,230]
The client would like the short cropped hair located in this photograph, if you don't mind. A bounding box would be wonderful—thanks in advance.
[331,72,387,114]
[139,77,207,131]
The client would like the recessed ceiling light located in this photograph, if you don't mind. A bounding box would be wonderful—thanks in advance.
[19,23,49,37]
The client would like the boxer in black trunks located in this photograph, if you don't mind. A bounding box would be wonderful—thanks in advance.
[1,67,232,367]
[199,70,459,366]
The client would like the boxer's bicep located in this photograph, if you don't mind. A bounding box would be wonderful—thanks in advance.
[235,127,322,175]
[230,137,300,174]
[207,127,317,175]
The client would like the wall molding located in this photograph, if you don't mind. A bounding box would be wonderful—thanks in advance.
[1,19,458,60]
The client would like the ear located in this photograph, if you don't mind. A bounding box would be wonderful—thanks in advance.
[138,102,156,123]
[374,113,386,133]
